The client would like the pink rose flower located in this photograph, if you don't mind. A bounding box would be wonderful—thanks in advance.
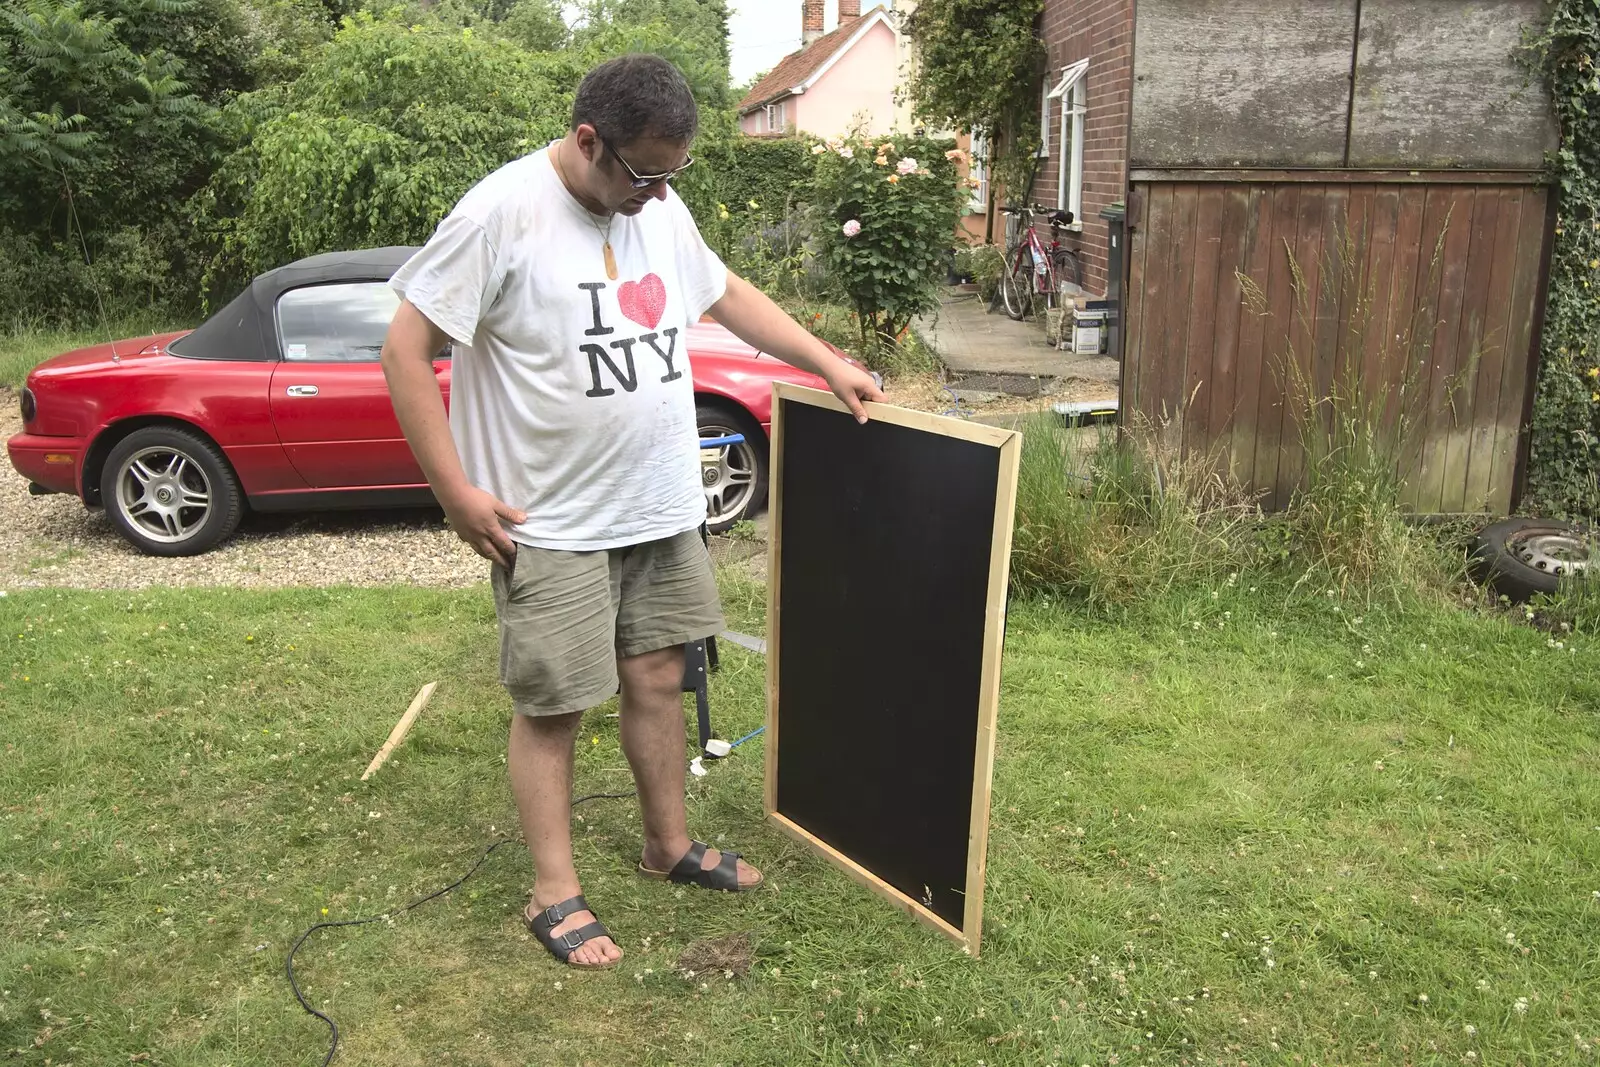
[842,219,862,237]
[896,157,919,175]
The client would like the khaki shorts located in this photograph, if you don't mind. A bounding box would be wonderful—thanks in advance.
[489,528,725,717]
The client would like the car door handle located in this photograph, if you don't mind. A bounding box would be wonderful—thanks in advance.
[286,385,319,397]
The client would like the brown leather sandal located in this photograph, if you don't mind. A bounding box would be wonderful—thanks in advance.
[524,895,621,968]
[637,840,763,892]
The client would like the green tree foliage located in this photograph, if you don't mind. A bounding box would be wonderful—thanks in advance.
[571,0,732,112]
[0,0,241,238]
[901,0,1043,203]
[1522,2,1600,520]
[197,14,578,298]
[0,0,818,332]
[810,131,966,358]
[237,0,351,83]
[498,0,569,52]
[0,0,261,323]
[678,134,816,258]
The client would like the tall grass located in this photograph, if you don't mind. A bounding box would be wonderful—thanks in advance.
[1010,205,1497,608]
[1243,214,1475,600]
[1009,408,1259,610]
[0,313,179,391]
[1530,567,1600,634]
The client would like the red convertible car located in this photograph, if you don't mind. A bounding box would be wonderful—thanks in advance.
[7,247,848,556]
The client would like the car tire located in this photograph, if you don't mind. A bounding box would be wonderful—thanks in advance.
[1468,516,1594,602]
[696,401,767,535]
[101,426,244,557]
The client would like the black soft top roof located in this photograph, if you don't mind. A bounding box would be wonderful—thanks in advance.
[169,246,420,362]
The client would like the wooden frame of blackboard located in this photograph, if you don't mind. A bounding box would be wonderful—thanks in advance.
[762,381,1021,956]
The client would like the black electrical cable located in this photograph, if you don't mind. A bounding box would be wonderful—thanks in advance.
[286,789,637,1066]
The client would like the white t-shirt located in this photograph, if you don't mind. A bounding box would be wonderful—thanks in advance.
[389,145,728,551]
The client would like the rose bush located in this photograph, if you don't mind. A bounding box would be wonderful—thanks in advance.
[809,129,967,363]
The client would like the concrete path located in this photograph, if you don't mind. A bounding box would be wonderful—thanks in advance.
[916,290,1120,385]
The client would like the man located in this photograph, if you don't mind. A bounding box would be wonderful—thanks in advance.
[380,54,884,969]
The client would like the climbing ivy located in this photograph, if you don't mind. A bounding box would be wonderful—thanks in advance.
[1523,2,1600,520]
[901,0,1044,217]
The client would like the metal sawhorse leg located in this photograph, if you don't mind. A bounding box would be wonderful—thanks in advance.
[683,431,745,759]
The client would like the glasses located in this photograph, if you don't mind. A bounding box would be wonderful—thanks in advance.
[603,139,695,188]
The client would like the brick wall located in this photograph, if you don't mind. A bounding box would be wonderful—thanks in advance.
[1030,0,1134,297]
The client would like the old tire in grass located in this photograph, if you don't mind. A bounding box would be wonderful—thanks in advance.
[102,425,244,557]
[1468,516,1593,602]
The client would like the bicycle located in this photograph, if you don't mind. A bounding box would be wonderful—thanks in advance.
[995,204,1083,322]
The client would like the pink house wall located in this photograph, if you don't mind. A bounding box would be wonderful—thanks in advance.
[795,20,898,137]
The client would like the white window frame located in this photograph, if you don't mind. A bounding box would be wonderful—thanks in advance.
[1047,59,1088,228]
[968,128,989,214]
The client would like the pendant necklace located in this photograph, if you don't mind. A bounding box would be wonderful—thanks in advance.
[558,142,618,280]
[596,217,618,280]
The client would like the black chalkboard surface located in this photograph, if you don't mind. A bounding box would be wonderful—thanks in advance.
[764,383,1020,955]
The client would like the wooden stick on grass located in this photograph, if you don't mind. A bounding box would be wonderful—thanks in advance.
[361,682,438,781]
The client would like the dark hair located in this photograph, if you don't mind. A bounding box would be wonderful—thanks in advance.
[571,54,699,145]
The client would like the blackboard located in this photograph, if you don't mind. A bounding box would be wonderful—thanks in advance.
[763,383,1020,955]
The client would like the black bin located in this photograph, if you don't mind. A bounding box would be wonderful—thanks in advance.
[1099,202,1125,364]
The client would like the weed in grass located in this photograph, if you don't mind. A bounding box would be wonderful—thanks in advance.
[1528,565,1600,634]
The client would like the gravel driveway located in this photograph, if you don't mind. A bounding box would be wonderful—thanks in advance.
[0,391,772,591]
[0,390,489,590]
[0,372,1034,590]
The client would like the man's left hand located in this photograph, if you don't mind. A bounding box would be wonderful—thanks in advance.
[826,361,887,424]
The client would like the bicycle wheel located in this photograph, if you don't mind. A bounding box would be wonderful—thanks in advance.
[1000,246,1033,321]
[1052,248,1084,291]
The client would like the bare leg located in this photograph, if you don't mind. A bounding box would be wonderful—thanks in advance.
[508,711,622,966]
[619,646,761,886]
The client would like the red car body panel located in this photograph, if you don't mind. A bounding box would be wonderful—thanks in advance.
[8,321,833,507]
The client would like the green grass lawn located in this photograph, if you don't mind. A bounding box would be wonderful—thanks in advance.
[3,576,1598,1066]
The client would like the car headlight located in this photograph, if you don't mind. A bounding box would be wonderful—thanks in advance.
[19,387,36,423]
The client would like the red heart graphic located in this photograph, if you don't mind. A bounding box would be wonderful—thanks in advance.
[617,273,667,331]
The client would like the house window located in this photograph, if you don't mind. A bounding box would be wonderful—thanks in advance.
[1047,59,1088,225]
[968,128,989,214]
[765,101,788,134]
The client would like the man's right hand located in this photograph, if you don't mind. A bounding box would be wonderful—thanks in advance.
[440,484,527,569]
